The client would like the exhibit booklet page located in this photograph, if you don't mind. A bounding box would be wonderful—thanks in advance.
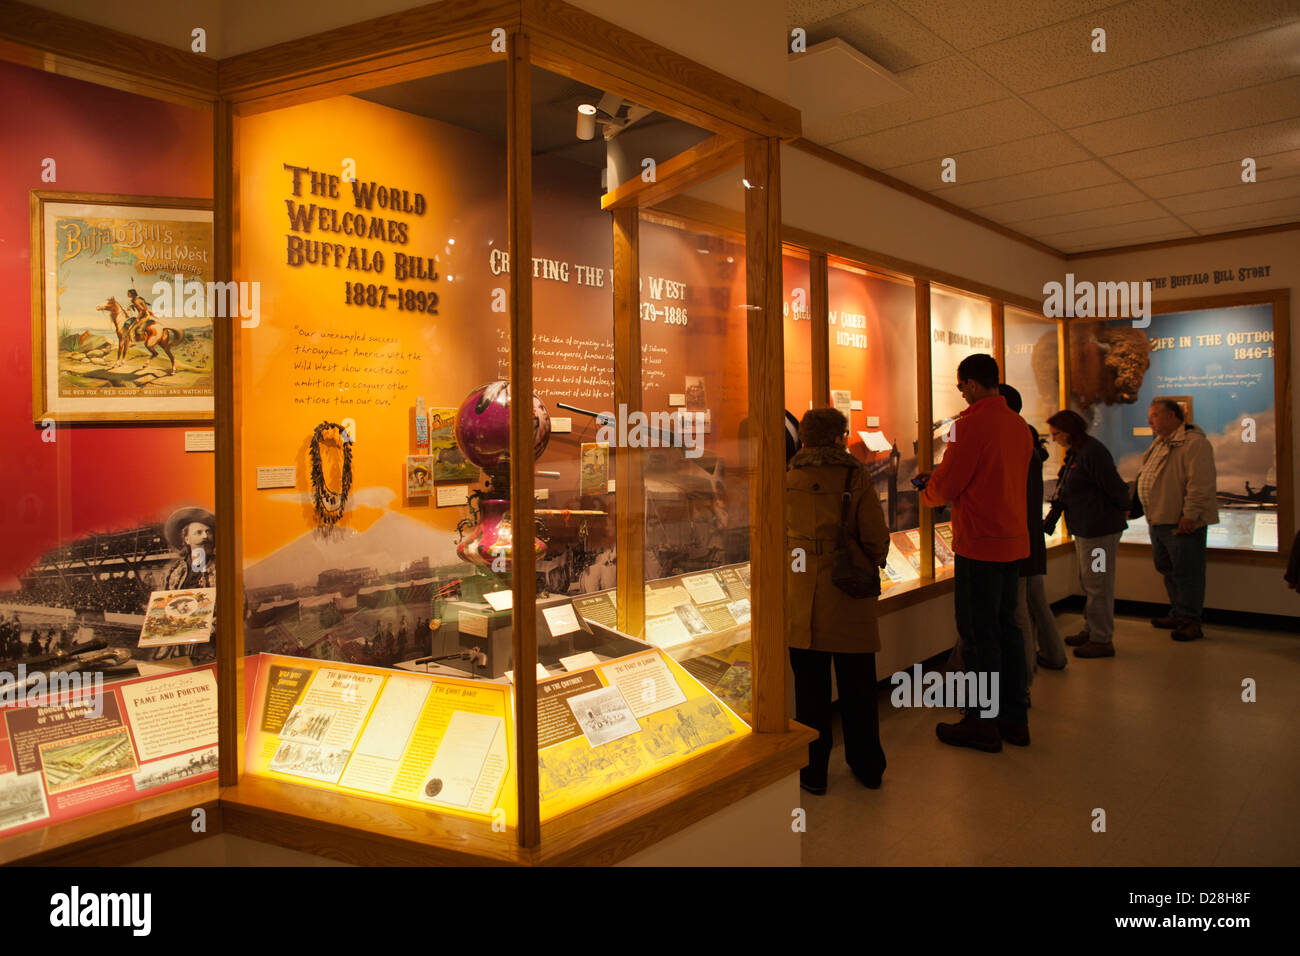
[536,648,749,819]
[243,654,514,822]
[0,665,218,838]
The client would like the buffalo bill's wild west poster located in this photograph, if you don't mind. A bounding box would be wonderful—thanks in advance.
[32,192,214,422]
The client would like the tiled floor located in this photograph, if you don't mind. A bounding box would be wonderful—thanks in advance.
[801,611,1300,866]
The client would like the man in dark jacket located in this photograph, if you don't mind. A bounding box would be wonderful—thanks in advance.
[999,386,1066,684]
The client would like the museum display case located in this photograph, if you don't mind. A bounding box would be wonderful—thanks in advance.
[1004,305,1068,548]
[212,2,806,865]
[827,258,924,594]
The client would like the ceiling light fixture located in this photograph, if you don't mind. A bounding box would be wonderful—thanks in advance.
[576,104,597,140]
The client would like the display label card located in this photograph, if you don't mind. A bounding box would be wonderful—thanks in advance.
[644,613,692,649]
[607,479,616,493]
[831,389,852,417]
[436,484,470,508]
[560,651,601,671]
[256,466,296,489]
[602,653,686,718]
[551,417,573,433]
[682,572,727,605]
[459,611,489,637]
[535,488,549,501]
[1252,512,1278,550]
[668,393,686,407]
[850,399,864,411]
[542,603,583,637]
[859,430,893,453]
[726,597,751,625]
[866,416,880,427]
[1133,426,1154,437]
[184,430,215,452]
[483,590,513,612]
[572,593,617,627]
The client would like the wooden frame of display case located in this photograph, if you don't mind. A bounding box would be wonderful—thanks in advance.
[0,0,813,866]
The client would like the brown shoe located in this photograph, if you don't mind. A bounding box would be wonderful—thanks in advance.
[1073,640,1115,658]
[936,712,1002,753]
[1065,630,1089,647]
[1151,616,1179,629]
[997,718,1030,747]
[1171,619,1204,642]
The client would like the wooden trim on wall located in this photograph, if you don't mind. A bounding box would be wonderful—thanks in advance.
[1065,221,1300,260]
[744,137,787,735]
[217,0,517,111]
[507,32,540,848]
[213,99,243,787]
[612,207,646,636]
[788,139,1063,259]
[915,280,935,583]
[0,0,217,108]
[601,134,743,211]
[992,301,1005,381]
[1272,290,1293,557]
[810,251,830,407]
[524,0,800,140]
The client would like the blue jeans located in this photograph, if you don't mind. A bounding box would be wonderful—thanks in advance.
[1150,524,1208,620]
[954,555,1027,723]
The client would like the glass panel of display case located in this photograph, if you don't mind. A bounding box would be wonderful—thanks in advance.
[0,61,219,850]
[929,284,995,579]
[234,62,525,827]
[783,249,813,418]
[1060,305,1279,552]
[828,257,924,592]
[1004,306,1067,547]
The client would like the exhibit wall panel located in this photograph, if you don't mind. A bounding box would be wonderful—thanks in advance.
[0,61,215,592]
[1068,231,1298,616]
[782,251,812,418]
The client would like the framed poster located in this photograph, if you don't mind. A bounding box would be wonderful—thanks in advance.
[30,191,215,423]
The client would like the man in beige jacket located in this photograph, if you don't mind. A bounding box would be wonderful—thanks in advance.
[1136,399,1218,642]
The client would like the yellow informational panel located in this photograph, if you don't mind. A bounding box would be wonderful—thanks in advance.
[537,648,749,819]
[244,655,515,823]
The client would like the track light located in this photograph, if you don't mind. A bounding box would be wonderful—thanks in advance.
[576,104,597,141]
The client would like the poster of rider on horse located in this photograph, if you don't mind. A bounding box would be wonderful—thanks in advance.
[31,191,214,423]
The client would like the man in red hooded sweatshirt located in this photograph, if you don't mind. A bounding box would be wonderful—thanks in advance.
[915,354,1033,752]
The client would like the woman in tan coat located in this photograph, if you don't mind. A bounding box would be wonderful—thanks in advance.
[786,407,891,794]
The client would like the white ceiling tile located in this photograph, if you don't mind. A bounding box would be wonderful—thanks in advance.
[894,0,1119,51]
[1022,22,1300,126]
[882,132,1093,186]
[974,181,1148,222]
[1069,76,1300,155]
[806,0,958,72]
[1179,194,1300,229]
[833,98,1055,165]
[803,55,1007,143]
[1104,118,1300,179]
[1007,199,1171,233]
[1133,149,1300,197]
[1159,174,1300,213]
[936,160,1123,206]
[788,0,869,28]
[1031,215,1195,246]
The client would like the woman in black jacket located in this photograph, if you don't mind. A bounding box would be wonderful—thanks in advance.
[1045,410,1130,659]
